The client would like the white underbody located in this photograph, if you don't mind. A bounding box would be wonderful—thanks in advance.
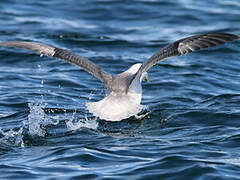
[86,75,145,121]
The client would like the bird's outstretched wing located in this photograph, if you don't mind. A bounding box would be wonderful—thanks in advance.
[0,41,112,87]
[135,33,239,79]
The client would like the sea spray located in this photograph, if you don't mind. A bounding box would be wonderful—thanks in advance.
[0,127,24,147]
[26,102,47,137]
[66,110,99,131]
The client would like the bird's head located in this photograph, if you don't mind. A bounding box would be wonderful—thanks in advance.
[111,63,149,94]
[127,63,150,83]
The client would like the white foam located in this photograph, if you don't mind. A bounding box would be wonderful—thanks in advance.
[65,110,98,131]
[66,117,98,131]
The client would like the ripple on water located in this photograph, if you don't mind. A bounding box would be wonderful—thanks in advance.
[0,0,240,179]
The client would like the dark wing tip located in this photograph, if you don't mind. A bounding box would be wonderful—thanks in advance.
[176,33,239,55]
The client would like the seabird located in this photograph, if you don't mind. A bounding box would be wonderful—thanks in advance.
[0,33,238,121]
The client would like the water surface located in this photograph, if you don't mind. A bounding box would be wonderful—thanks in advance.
[0,0,240,179]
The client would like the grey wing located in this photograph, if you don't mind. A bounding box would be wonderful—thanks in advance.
[136,33,239,76]
[0,41,113,87]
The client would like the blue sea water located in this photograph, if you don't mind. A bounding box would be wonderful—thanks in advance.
[0,0,240,179]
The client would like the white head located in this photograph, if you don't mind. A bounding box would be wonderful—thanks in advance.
[127,63,149,83]
[127,63,142,74]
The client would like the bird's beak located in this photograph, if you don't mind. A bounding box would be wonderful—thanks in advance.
[145,74,150,83]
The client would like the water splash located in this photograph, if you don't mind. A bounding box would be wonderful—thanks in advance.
[0,127,24,147]
[0,67,101,147]
[25,102,47,137]
[66,112,98,131]
[26,102,99,136]
[0,101,99,148]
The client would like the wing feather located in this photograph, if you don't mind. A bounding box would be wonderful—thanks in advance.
[136,33,239,76]
[0,41,112,87]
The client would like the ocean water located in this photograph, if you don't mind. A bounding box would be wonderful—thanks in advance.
[0,0,240,179]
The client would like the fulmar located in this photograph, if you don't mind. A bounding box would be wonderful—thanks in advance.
[0,33,238,121]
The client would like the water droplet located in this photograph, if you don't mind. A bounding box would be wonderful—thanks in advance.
[40,80,44,88]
